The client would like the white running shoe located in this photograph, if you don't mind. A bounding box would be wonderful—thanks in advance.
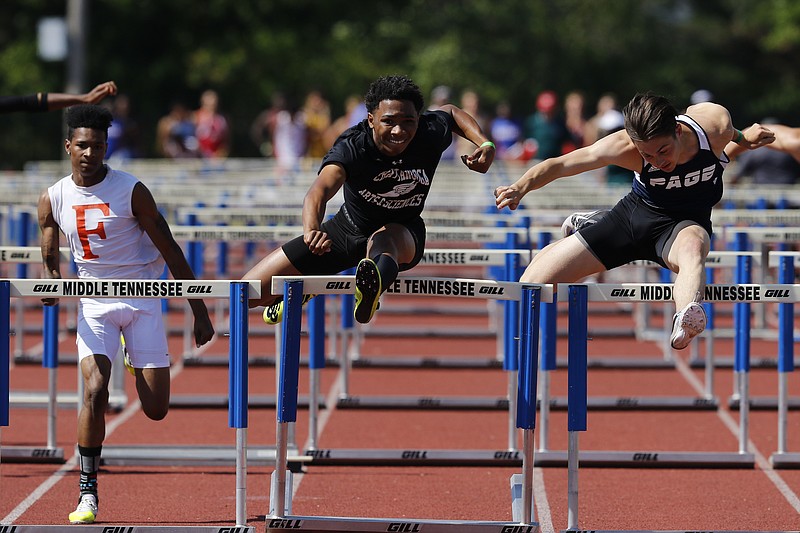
[560,210,608,238]
[670,302,707,350]
[69,493,98,524]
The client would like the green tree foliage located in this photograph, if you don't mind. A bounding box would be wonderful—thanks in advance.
[0,0,798,169]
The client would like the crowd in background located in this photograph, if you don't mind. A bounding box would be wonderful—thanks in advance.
[101,85,799,186]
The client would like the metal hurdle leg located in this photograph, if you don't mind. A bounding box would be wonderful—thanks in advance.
[566,285,588,530]
[770,255,796,467]
[229,281,250,526]
[511,285,541,526]
[307,296,325,450]
[270,279,303,518]
[1,281,10,455]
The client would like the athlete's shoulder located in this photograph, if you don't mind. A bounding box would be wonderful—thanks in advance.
[105,166,140,184]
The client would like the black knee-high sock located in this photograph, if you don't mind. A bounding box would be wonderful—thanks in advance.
[77,445,102,499]
[373,254,399,291]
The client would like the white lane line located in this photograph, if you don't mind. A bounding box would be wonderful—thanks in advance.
[2,354,187,524]
[534,466,555,533]
[674,350,800,513]
[292,364,344,499]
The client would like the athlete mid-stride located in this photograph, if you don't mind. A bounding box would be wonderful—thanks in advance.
[38,104,214,524]
[243,75,495,325]
[495,92,775,350]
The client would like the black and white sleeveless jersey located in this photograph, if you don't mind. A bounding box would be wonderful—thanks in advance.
[631,114,729,214]
[319,110,455,234]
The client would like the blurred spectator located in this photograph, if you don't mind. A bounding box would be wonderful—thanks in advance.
[193,89,230,158]
[563,90,587,152]
[303,89,331,159]
[272,98,307,173]
[322,94,367,150]
[729,118,800,185]
[690,89,714,105]
[584,93,619,145]
[105,94,141,161]
[595,104,634,185]
[455,89,490,155]
[428,85,456,161]
[156,101,200,159]
[489,101,522,160]
[250,91,288,158]
[523,90,570,160]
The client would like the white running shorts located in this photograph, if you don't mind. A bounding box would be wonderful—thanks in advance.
[77,297,170,368]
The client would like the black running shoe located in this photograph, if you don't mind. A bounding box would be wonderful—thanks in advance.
[354,258,382,324]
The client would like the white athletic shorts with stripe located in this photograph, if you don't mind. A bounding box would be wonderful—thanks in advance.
[77,298,170,368]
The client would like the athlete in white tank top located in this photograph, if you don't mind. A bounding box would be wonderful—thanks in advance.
[37,104,214,525]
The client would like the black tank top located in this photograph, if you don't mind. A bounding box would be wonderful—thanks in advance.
[631,114,729,214]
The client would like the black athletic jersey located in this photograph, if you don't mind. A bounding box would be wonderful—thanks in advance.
[319,110,455,234]
[631,114,729,214]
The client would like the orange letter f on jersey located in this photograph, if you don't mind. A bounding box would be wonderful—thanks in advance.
[73,203,110,259]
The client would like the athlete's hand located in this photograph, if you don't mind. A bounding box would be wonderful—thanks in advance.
[304,229,332,255]
[494,185,523,211]
[461,143,495,173]
[742,123,776,149]
[193,312,215,347]
[83,81,118,104]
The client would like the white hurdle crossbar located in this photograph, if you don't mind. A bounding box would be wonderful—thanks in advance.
[269,275,552,531]
[0,278,262,527]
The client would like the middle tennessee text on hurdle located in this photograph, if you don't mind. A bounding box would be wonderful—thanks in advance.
[561,283,799,303]
[14,278,261,299]
[272,275,553,301]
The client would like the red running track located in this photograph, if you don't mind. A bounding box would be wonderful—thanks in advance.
[2,295,800,531]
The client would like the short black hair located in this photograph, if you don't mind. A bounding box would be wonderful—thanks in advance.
[622,92,677,142]
[65,104,113,139]
[364,75,424,114]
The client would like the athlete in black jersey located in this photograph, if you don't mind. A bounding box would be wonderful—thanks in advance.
[495,92,774,350]
[244,75,495,324]
[0,81,116,113]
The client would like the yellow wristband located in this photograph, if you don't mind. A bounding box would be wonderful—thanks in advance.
[480,141,496,150]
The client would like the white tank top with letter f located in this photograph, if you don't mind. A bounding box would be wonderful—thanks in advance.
[49,167,165,280]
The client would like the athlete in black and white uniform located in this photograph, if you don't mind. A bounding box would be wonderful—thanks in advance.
[245,75,495,324]
[495,92,775,350]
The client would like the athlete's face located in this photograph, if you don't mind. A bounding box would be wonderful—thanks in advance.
[368,99,419,158]
[632,124,681,172]
[66,127,107,182]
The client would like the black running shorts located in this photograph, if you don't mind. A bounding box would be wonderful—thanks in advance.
[575,191,712,269]
[282,209,426,274]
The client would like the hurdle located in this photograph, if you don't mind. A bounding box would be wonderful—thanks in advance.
[0,278,309,528]
[273,275,553,469]
[268,275,548,531]
[538,282,799,475]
